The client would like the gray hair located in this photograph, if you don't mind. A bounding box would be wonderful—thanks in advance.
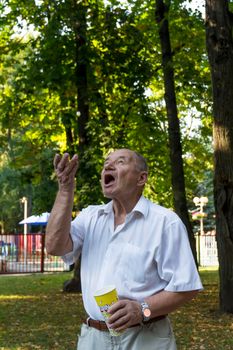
[133,151,148,173]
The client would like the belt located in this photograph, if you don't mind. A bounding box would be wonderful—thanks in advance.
[83,315,167,332]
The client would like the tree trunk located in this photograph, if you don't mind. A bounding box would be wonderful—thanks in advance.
[63,259,81,293]
[206,0,233,313]
[72,1,89,156]
[64,1,91,293]
[155,0,197,263]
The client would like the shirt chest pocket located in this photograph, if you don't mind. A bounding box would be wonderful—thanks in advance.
[120,243,150,286]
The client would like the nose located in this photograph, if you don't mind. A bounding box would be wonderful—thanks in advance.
[104,160,115,170]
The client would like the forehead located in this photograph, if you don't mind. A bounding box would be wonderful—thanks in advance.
[104,149,135,162]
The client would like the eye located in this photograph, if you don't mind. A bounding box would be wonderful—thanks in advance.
[117,159,125,164]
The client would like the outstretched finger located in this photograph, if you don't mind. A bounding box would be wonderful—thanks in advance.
[70,154,79,169]
[70,154,79,175]
[53,154,61,169]
[62,154,79,176]
[56,153,70,172]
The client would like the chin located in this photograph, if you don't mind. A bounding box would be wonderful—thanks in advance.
[103,192,114,199]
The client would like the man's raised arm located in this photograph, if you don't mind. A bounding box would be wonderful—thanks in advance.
[45,153,79,256]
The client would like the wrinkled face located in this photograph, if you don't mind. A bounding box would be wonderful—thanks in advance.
[101,149,145,199]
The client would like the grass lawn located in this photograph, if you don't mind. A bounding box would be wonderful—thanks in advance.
[0,268,233,349]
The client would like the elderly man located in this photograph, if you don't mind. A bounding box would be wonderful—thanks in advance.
[46,148,203,350]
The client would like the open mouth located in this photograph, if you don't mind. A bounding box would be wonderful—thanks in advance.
[104,174,115,186]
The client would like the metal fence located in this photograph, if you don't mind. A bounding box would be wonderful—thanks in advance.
[1,232,219,274]
[0,234,70,274]
[196,233,219,267]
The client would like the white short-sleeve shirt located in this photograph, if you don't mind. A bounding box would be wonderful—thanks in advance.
[63,196,203,320]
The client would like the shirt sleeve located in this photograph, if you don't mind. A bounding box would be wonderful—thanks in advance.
[62,208,87,265]
[156,218,203,292]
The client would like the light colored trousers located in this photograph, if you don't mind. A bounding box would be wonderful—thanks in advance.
[77,317,177,350]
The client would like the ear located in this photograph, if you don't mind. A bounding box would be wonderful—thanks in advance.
[137,171,148,187]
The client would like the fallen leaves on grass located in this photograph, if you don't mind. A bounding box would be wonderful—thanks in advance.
[0,273,84,350]
[171,270,233,350]
[1,270,233,350]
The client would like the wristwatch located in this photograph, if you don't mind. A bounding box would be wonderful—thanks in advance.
[140,301,151,322]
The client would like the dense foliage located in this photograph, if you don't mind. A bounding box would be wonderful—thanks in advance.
[0,0,213,233]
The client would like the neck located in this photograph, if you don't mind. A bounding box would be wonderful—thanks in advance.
[112,194,142,228]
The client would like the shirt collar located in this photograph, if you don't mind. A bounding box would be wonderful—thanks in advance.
[97,195,149,218]
[97,200,113,216]
[131,195,149,218]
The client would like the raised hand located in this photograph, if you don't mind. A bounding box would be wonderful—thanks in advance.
[54,153,79,191]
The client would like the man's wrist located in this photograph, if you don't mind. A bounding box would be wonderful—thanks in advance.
[140,301,152,323]
[58,181,76,193]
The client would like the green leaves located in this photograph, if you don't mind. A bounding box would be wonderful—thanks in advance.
[0,0,213,231]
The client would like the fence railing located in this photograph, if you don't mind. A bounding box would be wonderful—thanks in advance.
[196,233,219,267]
[1,232,219,274]
[0,234,70,274]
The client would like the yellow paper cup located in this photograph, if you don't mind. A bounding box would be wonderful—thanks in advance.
[94,285,121,336]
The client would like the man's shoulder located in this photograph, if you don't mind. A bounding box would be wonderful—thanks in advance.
[145,198,180,221]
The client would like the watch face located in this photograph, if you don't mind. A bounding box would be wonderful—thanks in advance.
[144,308,151,318]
